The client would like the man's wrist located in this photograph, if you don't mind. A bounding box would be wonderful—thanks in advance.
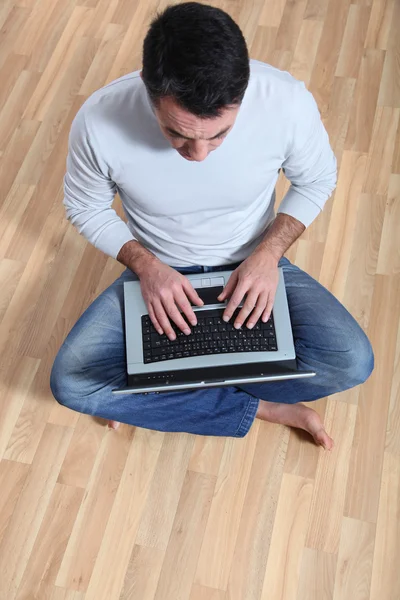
[254,213,305,266]
[116,240,159,277]
[253,241,281,267]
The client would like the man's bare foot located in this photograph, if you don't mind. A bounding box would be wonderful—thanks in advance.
[256,400,334,450]
[107,420,120,430]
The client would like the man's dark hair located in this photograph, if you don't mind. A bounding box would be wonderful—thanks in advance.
[142,2,250,117]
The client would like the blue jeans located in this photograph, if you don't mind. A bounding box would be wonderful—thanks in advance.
[50,258,374,438]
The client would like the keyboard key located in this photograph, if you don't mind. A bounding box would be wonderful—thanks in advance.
[263,330,275,337]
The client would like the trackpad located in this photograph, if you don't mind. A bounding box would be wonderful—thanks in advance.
[194,286,224,305]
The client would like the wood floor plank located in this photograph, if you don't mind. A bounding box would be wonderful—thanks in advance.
[120,544,165,600]
[153,471,216,600]
[376,0,400,107]
[0,119,41,206]
[319,151,367,301]
[188,435,226,476]
[345,48,386,152]
[290,18,323,86]
[332,517,375,600]
[57,415,105,489]
[345,275,400,522]
[190,584,226,600]
[385,321,400,455]
[56,425,135,592]
[303,0,330,21]
[0,459,30,547]
[0,356,41,462]
[258,0,286,27]
[85,427,164,600]
[0,424,73,599]
[308,0,351,115]
[226,421,288,600]
[305,399,358,553]
[0,52,28,114]
[194,424,259,590]
[364,0,395,50]
[363,106,400,195]
[342,193,386,330]
[134,433,195,551]
[16,483,85,600]
[22,5,95,122]
[335,4,371,79]
[369,452,400,600]
[50,588,85,600]
[260,474,313,600]
[296,548,337,600]
[376,174,400,275]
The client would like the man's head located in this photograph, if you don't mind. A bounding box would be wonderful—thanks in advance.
[141,2,250,162]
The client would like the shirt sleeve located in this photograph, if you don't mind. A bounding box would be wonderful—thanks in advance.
[277,82,337,228]
[63,108,136,259]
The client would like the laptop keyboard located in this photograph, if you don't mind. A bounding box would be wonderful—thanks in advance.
[141,307,277,364]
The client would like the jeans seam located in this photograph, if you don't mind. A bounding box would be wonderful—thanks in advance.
[234,394,259,437]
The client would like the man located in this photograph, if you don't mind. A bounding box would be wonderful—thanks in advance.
[50,2,374,449]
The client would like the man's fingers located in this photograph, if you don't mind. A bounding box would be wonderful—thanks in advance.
[161,297,192,337]
[182,279,204,308]
[261,294,275,322]
[217,272,237,301]
[147,304,163,335]
[174,289,198,326]
[243,293,268,329]
[152,299,178,340]
[222,283,248,322]
[233,292,261,328]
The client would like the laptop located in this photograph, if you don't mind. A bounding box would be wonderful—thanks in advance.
[111,268,315,395]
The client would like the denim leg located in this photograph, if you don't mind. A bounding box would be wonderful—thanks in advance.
[50,268,259,438]
[238,258,375,404]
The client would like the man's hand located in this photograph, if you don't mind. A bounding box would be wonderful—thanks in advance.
[217,213,305,328]
[117,239,204,340]
[139,259,204,340]
[217,251,279,329]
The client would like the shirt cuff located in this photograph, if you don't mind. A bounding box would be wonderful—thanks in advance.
[277,187,323,228]
[94,222,137,259]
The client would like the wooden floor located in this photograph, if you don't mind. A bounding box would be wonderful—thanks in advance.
[0,0,399,598]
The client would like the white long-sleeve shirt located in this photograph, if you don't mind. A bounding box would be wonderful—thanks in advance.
[63,59,337,267]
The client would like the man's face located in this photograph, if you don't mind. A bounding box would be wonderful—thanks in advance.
[153,96,240,162]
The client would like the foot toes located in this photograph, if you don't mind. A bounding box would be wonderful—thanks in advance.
[314,427,334,450]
